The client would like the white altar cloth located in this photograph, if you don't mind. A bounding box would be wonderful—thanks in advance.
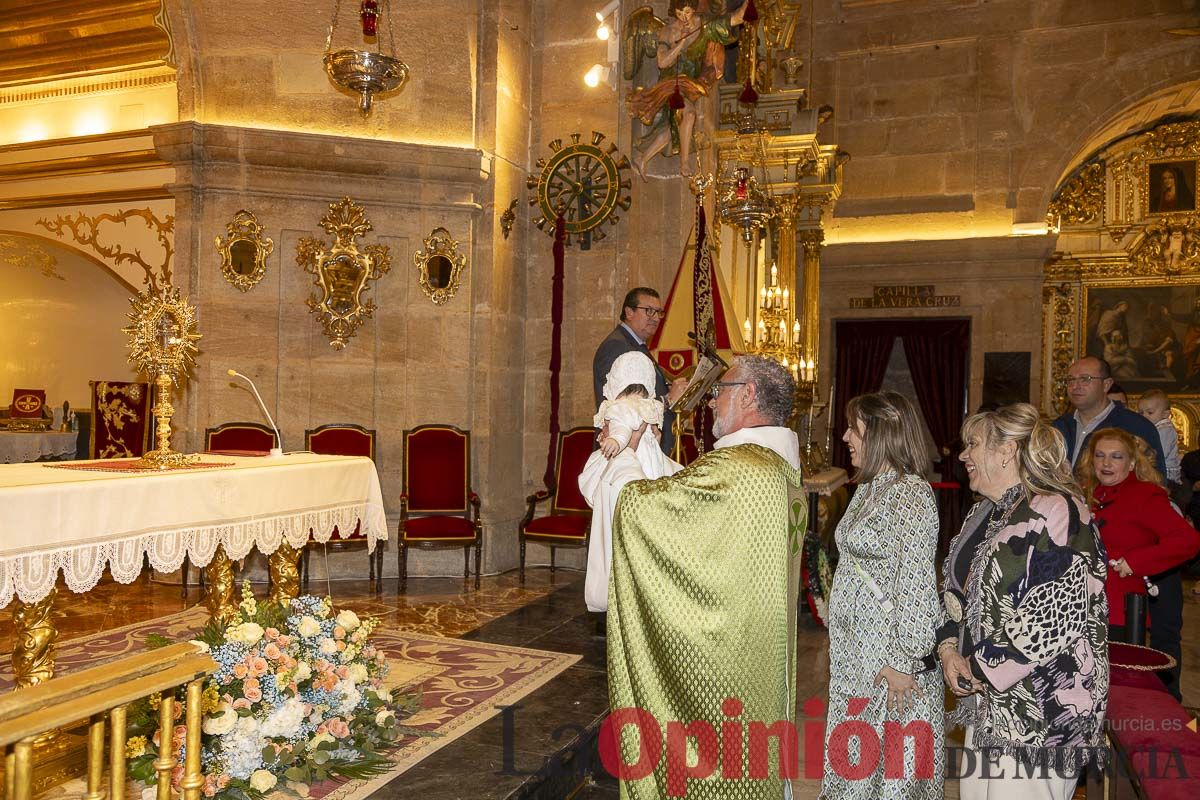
[0,430,77,463]
[0,453,388,607]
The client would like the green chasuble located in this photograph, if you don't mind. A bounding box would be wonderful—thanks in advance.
[607,443,806,800]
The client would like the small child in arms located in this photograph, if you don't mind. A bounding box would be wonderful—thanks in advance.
[597,384,661,458]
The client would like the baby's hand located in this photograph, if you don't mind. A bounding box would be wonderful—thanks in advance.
[600,437,622,458]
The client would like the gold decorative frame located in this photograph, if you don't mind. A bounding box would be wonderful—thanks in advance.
[296,198,391,350]
[414,227,466,305]
[215,210,273,292]
[1143,158,1200,217]
[1043,255,1200,412]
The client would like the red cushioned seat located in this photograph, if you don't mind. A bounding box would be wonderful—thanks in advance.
[1108,686,1200,756]
[519,426,594,582]
[302,424,378,591]
[1127,751,1200,799]
[403,516,477,539]
[523,514,589,538]
[399,425,482,592]
[1111,666,1171,692]
[205,422,275,453]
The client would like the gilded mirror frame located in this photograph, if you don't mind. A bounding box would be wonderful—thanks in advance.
[216,210,274,292]
[414,227,466,305]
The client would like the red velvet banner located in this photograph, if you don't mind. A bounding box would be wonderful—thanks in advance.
[543,213,567,492]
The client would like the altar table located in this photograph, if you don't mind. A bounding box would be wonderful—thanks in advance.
[0,453,388,609]
[0,430,77,464]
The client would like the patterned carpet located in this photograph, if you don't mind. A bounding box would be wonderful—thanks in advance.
[4,606,580,800]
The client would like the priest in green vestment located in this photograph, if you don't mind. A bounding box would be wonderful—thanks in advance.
[604,355,806,800]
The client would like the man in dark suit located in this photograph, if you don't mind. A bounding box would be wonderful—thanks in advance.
[593,287,687,455]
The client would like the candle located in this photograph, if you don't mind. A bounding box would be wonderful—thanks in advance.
[792,320,801,344]
[770,262,778,284]
[743,318,752,344]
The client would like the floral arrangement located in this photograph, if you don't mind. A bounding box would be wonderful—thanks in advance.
[127,584,418,800]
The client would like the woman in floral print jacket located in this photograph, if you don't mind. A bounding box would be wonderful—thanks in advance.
[936,403,1108,800]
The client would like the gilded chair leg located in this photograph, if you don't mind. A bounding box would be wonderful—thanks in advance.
[474,540,481,590]
[519,536,526,584]
[399,540,407,594]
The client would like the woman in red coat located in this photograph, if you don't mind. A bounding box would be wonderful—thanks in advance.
[1077,427,1200,639]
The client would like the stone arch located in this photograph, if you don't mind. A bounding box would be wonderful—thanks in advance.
[0,230,139,293]
[1018,45,1200,222]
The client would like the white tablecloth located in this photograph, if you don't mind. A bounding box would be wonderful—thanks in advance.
[0,453,388,607]
[0,430,77,463]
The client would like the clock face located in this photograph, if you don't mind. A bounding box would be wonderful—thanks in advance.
[527,132,631,247]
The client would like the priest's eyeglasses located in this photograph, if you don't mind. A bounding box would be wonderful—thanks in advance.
[1062,375,1104,386]
[635,305,665,319]
[710,381,747,399]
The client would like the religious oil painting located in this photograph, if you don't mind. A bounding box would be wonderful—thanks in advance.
[1085,284,1200,393]
[1148,160,1197,215]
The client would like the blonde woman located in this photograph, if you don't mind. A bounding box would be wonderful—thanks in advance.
[822,391,943,800]
[937,404,1108,800]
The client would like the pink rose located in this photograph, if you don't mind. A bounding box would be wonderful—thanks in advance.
[265,627,280,640]
[233,698,252,711]
[263,643,282,661]
[327,718,350,739]
[334,626,346,640]
[233,664,248,679]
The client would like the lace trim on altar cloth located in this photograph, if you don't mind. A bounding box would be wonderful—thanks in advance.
[0,501,387,608]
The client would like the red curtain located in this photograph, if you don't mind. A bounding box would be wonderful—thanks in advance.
[831,323,897,469]
[900,319,971,482]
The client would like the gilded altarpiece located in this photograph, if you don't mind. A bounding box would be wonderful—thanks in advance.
[1044,121,1200,448]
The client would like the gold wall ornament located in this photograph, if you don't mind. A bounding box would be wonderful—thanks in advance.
[1047,161,1104,228]
[37,208,174,290]
[1041,278,1079,414]
[526,131,632,249]
[1128,215,1200,276]
[500,199,518,240]
[296,197,391,350]
[215,210,274,292]
[414,227,466,305]
[123,286,202,470]
[0,235,63,281]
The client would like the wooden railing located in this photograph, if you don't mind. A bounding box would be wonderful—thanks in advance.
[0,642,215,800]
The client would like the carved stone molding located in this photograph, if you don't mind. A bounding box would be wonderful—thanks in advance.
[1041,278,1078,414]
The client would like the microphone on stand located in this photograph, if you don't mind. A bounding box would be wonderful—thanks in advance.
[227,369,284,458]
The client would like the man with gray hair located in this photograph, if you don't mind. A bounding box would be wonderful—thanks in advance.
[603,355,805,798]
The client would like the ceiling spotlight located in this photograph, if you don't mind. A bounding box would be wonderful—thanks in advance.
[584,63,608,88]
[596,12,611,40]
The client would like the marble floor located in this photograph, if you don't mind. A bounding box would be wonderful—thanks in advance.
[8,568,1200,799]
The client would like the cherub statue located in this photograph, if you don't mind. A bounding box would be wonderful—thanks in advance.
[623,0,754,178]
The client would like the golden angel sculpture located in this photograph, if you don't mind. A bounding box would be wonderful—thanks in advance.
[623,0,753,178]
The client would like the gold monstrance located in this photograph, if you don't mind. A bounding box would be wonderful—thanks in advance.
[122,286,202,469]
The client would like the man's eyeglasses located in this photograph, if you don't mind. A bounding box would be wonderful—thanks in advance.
[636,305,665,319]
[1062,375,1105,386]
[710,381,747,399]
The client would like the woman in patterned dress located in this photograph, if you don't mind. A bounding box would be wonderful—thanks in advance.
[937,404,1108,800]
[822,391,944,800]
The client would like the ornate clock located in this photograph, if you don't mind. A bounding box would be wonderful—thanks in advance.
[526,131,632,249]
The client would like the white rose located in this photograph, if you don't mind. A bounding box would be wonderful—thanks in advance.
[236,715,258,734]
[141,787,158,800]
[375,709,395,727]
[201,705,237,736]
[237,622,264,645]
[307,732,335,751]
[297,616,322,638]
[319,638,338,655]
[249,770,277,792]
[335,610,361,631]
[347,664,368,684]
[293,662,312,682]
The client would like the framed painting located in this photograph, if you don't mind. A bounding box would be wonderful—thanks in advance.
[1084,283,1200,394]
[1146,160,1198,215]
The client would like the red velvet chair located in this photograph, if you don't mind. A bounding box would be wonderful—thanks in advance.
[399,424,482,592]
[519,426,594,583]
[302,424,381,591]
[204,422,275,454]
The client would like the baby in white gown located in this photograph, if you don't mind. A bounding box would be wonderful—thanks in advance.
[578,351,681,612]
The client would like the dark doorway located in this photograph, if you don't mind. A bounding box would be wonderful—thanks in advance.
[832,318,971,551]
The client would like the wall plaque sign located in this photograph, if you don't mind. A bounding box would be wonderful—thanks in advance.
[849,285,961,309]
